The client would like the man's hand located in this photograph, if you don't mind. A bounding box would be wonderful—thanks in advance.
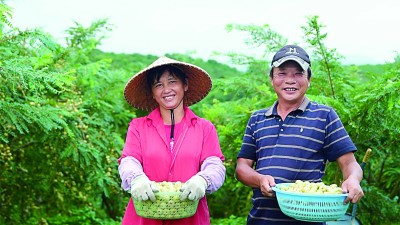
[130,175,159,202]
[341,176,364,204]
[259,175,276,197]
[180,175,207,201]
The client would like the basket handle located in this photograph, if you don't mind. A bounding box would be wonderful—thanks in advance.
[362,148,372,163]
[360,148,372,170]
[351,148,372,224]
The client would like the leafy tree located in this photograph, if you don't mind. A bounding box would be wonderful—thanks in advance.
[1,1,399,224]
[0,7,130,224]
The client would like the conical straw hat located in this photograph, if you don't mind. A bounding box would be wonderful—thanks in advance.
[124,56,212,111]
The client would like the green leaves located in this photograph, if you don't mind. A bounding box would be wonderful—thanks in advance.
[0,13,127,224]
[1,2,399,224]
[214,16,400,224]
[226,23,287,54]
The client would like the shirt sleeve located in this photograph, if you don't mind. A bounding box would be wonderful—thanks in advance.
[197,156,226,194]
[237,112,257,160]
[118,156,145,191]
[324,108,357,161]
[196,119,226,193]
[118,119,143,164]
[199,120,225,161]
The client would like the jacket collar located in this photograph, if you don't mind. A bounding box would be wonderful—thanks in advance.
[146,106,198,127]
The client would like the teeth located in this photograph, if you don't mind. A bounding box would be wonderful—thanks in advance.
[285,88,296,91]
[164,96,173,100]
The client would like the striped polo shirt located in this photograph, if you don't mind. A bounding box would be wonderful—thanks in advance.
[237,97,356,225]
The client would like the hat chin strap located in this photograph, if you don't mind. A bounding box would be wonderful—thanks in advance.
[168,97,184,150]
[169,109,175,150]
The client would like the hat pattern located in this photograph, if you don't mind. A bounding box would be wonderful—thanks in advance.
[271,45,311,71]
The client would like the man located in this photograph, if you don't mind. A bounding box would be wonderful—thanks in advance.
[235,45,364,225]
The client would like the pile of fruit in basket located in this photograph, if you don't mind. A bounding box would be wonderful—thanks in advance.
[279,180,343,194]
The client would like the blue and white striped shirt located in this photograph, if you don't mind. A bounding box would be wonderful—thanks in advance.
[238,97,356,225]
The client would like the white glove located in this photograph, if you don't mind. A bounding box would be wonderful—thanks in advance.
[180,175,207,201]
[130,175,159,202]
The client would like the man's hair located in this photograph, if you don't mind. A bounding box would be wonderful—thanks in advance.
[269,65,312,79]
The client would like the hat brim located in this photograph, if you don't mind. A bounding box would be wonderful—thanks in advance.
[272,55,310,71]
[124,56,212,111]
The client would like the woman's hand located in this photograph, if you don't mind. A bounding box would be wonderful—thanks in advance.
[180,175,208,201]
[130,175,159,202]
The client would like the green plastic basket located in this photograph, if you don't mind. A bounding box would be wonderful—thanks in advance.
[272,183,350,222]
[133,191,199,219]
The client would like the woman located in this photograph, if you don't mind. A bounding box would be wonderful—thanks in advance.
[118,56,226,225]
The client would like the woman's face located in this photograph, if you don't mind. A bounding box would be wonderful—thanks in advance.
[151,70,188,111]
[270,61,310,105]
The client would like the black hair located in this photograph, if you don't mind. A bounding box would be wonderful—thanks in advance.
[269,64,312,79]
[146,65,187,96]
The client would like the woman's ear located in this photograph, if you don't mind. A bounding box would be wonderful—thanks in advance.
[184,78,189,91]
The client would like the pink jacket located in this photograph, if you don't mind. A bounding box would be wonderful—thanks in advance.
[118,107,225,225]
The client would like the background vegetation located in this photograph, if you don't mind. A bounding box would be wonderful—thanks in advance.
[0,2,399,225]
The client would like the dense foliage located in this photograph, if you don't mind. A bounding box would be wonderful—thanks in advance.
[1,2,399,225]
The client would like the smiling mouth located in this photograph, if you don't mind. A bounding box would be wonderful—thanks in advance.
[283,88,297,91]
[163,95,174,100]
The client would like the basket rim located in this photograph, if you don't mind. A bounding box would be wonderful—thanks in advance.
[272,183,348,197]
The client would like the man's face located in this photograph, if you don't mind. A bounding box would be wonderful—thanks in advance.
[270,61,310,105]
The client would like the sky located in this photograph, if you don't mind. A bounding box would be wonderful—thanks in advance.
[7,0,400,65]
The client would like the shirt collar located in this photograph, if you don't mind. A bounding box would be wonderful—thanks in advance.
[265,96,310,116]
